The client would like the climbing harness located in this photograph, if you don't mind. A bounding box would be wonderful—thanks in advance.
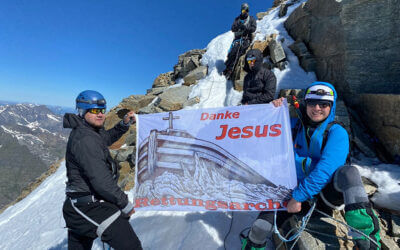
[69,198,121,238]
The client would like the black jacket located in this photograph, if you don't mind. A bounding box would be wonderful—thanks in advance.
[63,113,133,213]
[231,14,257,40]
[241,49,277,105]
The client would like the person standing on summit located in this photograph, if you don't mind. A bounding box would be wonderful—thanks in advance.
[62,90,142,250]
[223,3,257,78]
[241,49,277,105]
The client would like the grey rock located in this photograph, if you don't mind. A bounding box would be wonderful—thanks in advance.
[183,97,200,108]
[109,149,118,159]
[173,49,206,80]
[146,87,168,96]
[357,94,400,161]
[157,85,192,111]
[391,213,400,237]
[138,103,163,114]
[381,237,399,250]
[269,39,286,63]
[335,100,351,133]
[279,3,294,18]
[124,130,136,146]
[183,66,208,86]
[116,146,135,162]
[289,42,317,72]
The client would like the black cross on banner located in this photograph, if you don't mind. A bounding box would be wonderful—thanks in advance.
[162,112,180,129]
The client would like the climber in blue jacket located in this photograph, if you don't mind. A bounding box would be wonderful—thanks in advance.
[241,82,381,250]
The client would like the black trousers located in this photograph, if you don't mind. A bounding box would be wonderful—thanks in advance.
[63,199,142,250]
[225,38,251,72]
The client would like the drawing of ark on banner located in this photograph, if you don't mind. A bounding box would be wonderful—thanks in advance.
[136,111,278,187]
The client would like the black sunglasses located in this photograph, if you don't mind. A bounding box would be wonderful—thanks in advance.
[306,100,331,109]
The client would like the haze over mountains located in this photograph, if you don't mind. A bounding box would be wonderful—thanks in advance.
[0,102,69,209]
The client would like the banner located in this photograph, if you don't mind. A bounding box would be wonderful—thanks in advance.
[134,101,297,212]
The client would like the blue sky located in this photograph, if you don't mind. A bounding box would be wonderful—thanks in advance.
[0,0,273,109]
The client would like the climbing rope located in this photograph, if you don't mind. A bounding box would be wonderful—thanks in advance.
[273,200,316,244]
[313,208,380,248]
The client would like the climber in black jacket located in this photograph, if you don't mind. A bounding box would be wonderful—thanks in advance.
[62,90,142,250]
[241,49,277,105]
[223,3,257,78]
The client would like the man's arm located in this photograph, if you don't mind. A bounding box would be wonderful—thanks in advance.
[231,17,243,32]
[103,111,136,146]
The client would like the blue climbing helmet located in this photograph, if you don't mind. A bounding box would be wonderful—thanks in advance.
[75,90,106,115]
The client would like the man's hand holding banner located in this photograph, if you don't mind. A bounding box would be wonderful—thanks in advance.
[134,101,297,212]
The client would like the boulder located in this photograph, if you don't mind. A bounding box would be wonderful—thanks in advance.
[357,94,400,161]
[256,11,269,20]
[183,66,208,86]
[231,54,248,91]
[157,85,192,111]
[269,39,286,63]
[279,2,294,18]
[392,215,400,237]
[146,86,168,96]
[152,71,174,88]
[117,161,135,191]
[138,104,163,114]
[250,34,277,56]
[183,97,200,108]
[105,95,156,130]
[173,49,206,80]
[116,146,135,163]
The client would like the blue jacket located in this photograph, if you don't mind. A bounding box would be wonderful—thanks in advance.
[291,82,349,202]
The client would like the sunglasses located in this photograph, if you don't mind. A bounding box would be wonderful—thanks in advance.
[88,108,106,114]
[247,56,256,64]
[306,101,331,109]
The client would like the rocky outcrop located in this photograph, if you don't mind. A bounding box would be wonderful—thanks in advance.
[183,66,208,86]
[357,94,400,161]
[289,41,317,72]
[173,49,206,80]
[152,71,174,88]
[158,85,193,111]
[284,0,400,104]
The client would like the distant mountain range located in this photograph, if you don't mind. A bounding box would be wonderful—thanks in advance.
[0,102,69,209]
[0,100,75,115]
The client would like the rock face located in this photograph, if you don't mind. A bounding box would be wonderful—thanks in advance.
[357,94,400,161]
[284,0,400,104]
[173,49,206,80]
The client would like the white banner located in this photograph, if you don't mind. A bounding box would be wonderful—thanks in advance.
[134,101,297,212]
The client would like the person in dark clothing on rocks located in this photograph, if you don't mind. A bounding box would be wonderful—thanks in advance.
[223,3,257,78]
[62,90,142,250]
[241,49,277,105]
[241,82,381,250]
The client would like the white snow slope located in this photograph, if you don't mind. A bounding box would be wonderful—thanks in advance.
[0,1,398,250]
